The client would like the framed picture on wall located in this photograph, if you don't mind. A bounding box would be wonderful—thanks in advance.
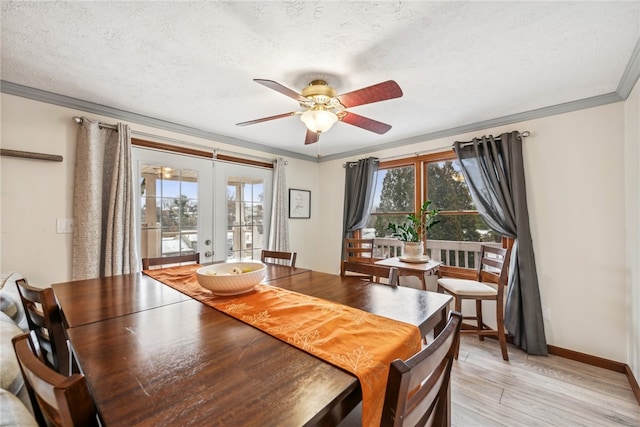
[289,189,311,219]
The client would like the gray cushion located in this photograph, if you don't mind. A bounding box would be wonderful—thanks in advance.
[0,273,28,330]
[0,290,21,324]
[0,272,13,290]
[0,311,25,395]
[0,389,38,427]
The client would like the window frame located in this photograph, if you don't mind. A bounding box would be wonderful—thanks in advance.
[369,150,455,236]
[422,151,480,238]
[369,149,511,249]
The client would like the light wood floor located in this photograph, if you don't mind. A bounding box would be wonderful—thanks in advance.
[450,336,640,426]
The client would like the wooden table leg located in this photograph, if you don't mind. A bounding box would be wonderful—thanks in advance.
[398,271,428,290]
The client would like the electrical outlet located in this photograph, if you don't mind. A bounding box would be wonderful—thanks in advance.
[56,218,74,234]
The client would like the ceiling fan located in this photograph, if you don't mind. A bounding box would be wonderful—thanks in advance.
[236,79,403,145]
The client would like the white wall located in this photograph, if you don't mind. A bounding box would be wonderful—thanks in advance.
[0,94,320,284]
[2,92,637,367]
[283,157,321,269]
[1,95,78,284]
[315,102,633,363]
[624,78,640,380]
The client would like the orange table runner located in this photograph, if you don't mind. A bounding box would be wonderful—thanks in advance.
[144,265,421,426]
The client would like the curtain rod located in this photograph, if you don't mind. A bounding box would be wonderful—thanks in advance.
[342,158,380,168]
[342,146,447,167]
[378,145,452,163]
[341,130,531,168]
[72,116,285,165]
[453,130,530,148]
[73,116,117,130]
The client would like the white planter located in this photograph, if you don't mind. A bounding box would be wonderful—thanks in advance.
[402,241,424,260]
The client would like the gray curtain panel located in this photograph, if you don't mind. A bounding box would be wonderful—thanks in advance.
[72,119,138,280]
[453,131,547,356]
[268,157,290,253]
[342,157,379,245]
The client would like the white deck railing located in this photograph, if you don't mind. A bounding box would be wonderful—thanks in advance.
[373,238,499,269]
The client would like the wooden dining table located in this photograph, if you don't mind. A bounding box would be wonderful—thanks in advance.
[52,264,452,426]
[53,263,311,328]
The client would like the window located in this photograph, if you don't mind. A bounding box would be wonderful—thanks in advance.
[226,175,265,260]
[140,166,199,259]
[366,162,415,239]
[213,160,272,262]
[425,158,500,243]
[366,151,500,267]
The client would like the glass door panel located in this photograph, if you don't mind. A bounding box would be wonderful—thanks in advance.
[214,162,272,262]
[133,148,213,264]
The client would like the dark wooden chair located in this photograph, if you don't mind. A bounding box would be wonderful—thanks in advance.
[12,332,99,427]
[260,250,297,267]
[437,245,511,360]
[16,278,72,376]
[339,311,463,427]
[141,252,200,270]
[340,261,399,287]
[344,238,375,264]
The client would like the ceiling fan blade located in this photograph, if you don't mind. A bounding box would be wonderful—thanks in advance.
[340,111,392,134]
[304,129,319,145]
[337,80,403,108]
[236,112,297,126]
[254,79,308,102]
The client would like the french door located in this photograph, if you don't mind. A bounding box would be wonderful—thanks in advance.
[213,161,272,262]
[132,147,272,265]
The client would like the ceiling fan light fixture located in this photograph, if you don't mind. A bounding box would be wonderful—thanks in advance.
[300,108,338,133]
[239,78,402,144]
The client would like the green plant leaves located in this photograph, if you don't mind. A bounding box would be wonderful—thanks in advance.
[386,200,441,242]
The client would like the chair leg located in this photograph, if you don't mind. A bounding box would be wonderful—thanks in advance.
[498,329,509,361]
[496,306,509,361]
[453,296,462,359]
[476,300,484,341]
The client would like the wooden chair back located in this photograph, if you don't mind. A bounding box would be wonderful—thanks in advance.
[340,261,399,287]
[344,238,375,264]
[475,245,510,288]
[16,279,72,376]
[381,311,462,427]
[12,332,99,427]
[142,252,200,270]
[260,250,297,267]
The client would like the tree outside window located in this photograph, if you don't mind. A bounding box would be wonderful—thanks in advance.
[140,166,199,258]
[366,164,415,237]
[366,152,500,243]
[426,160,500,243]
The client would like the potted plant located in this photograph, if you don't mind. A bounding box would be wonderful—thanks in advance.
[386,200,441,259]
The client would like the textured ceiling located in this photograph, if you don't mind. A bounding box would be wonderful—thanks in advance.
[1,1,639,161]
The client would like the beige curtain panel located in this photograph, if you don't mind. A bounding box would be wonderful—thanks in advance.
[72,119,138,280]
[268,157,290,256]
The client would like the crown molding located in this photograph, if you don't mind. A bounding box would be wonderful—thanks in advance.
[316,91,624,162]
[617,37,640,99]
[0,81,318,163]
[2,63,636,164]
